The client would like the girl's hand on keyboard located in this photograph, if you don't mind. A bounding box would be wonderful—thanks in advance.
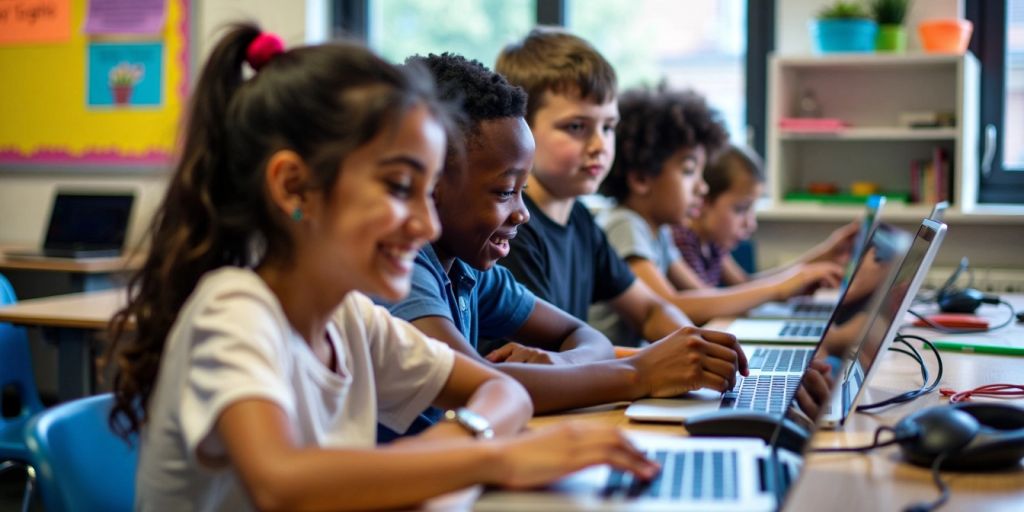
[493,422,660,489]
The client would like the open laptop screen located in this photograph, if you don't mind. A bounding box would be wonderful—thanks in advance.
[844,220,946,416]
[43,192,134,252]
[840,195,886,290]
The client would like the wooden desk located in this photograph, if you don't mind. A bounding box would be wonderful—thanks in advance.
[0,288,126,401]
[0,246,142,298]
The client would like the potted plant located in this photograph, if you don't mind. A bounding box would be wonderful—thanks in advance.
[872,0,911,52]
[810,1,878,53]
[108,62,144,106]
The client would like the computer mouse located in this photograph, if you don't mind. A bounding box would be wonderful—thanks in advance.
[894,407,979,467]
[895,403,1024,470]
[937,288,984,314]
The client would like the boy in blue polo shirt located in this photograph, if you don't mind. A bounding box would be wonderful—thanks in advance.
[381,53,747,439]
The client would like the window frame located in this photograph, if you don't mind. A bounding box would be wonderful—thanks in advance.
[966,0,1024,203]
[329,0,771,153]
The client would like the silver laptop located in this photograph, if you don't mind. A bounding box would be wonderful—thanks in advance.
[626,222,914,423]
[723,222,912,344]
[3,190,135,259]
[836,218,948,424]
[928,200,949,222]
[746,195,886,320]
[626,219,946,430]
[475,254,886,511]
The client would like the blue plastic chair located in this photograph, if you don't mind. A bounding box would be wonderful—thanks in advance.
[0,273,44,511]
[731,239,758,276]
[24,394,138,512]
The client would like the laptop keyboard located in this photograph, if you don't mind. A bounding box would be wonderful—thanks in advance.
[757,453,800,494]
[779,321,825,338]
[604,449,739,500]
[791,303,833,317]
[720,374,801,414]
[748,347,813,372]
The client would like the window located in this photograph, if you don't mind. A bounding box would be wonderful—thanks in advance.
[566,0,749,143]
[331,0,771,153]
[367,0,533,66]
[968,0,1024,203]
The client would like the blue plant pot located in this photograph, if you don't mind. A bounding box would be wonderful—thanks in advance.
[810,19,879,53]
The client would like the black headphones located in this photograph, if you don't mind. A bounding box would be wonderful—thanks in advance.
[894,402,1024,470]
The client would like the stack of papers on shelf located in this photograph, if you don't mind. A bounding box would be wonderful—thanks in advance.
[779,117,848,132]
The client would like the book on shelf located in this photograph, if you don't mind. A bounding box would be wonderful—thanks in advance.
[909,147,951,204]
[778,117,848,132]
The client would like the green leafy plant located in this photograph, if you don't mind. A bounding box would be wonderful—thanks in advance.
[108,62,144,87]
[817,1,871,20]
[871,0,910,25]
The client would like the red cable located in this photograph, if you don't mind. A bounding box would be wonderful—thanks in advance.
[939,384,1024,403]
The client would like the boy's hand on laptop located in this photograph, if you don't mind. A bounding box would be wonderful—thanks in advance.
[807,220,860,265]
[492,422,659,489]
[794,360,833,418]
[485,342,566,365]
[630,327,749,397]
[775,261,844,299]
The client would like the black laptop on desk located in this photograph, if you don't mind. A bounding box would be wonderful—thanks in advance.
[4,191,135,259]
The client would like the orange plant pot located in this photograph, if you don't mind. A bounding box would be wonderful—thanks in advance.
[918,18,973,54]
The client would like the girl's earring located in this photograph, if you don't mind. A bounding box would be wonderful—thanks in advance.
[291,207,303,222]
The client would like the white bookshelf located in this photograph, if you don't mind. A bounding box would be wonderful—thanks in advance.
[764,52,987,222]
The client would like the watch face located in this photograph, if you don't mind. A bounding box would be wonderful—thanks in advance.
[447,408,494,438]
[459,409,490,433]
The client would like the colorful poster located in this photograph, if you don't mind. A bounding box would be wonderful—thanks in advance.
[84,0,165,35]
[87,42,163,108]
[0,0,71,44]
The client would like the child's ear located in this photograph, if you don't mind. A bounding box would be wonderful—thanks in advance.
[264,150,314,219]
[626,170,652,196]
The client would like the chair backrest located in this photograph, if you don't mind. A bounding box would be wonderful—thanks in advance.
[25,393,138,512]
[0,273,44,429]
[730,239,758,275]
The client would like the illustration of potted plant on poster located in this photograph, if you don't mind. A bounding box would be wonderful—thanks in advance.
[87,42,163,108]
[109,62,144,105]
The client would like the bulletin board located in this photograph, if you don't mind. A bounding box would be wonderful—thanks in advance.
[0,0,189,168]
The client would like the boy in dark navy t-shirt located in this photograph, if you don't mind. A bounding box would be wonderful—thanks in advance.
[495,28,698,344]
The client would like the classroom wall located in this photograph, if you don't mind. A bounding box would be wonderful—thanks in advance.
[0,0,313,250]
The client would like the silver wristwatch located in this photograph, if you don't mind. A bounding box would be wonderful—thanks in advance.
[443,407,495,439]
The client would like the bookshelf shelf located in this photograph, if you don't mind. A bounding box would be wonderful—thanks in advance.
[766,52,980,217]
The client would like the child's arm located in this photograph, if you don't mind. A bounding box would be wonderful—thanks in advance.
[409,314,740,414]
[216,398,656,511]
[746,221,859,281]
[667,255,717,289]
[641,257,844,324]
[606,279,695,339]
[485,298,615,365]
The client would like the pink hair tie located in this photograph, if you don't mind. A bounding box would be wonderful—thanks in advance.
[246,32,285,71]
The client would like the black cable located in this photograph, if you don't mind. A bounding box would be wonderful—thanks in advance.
[856,334,943,412]
[907,299,1017,334]
[903,452,951,512]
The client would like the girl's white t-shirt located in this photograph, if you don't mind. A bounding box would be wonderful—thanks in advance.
[135,267,455,511]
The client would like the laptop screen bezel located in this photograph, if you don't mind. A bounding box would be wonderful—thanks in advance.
[42,190,136,253]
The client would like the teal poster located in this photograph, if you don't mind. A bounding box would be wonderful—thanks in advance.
[87,42,163,107]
